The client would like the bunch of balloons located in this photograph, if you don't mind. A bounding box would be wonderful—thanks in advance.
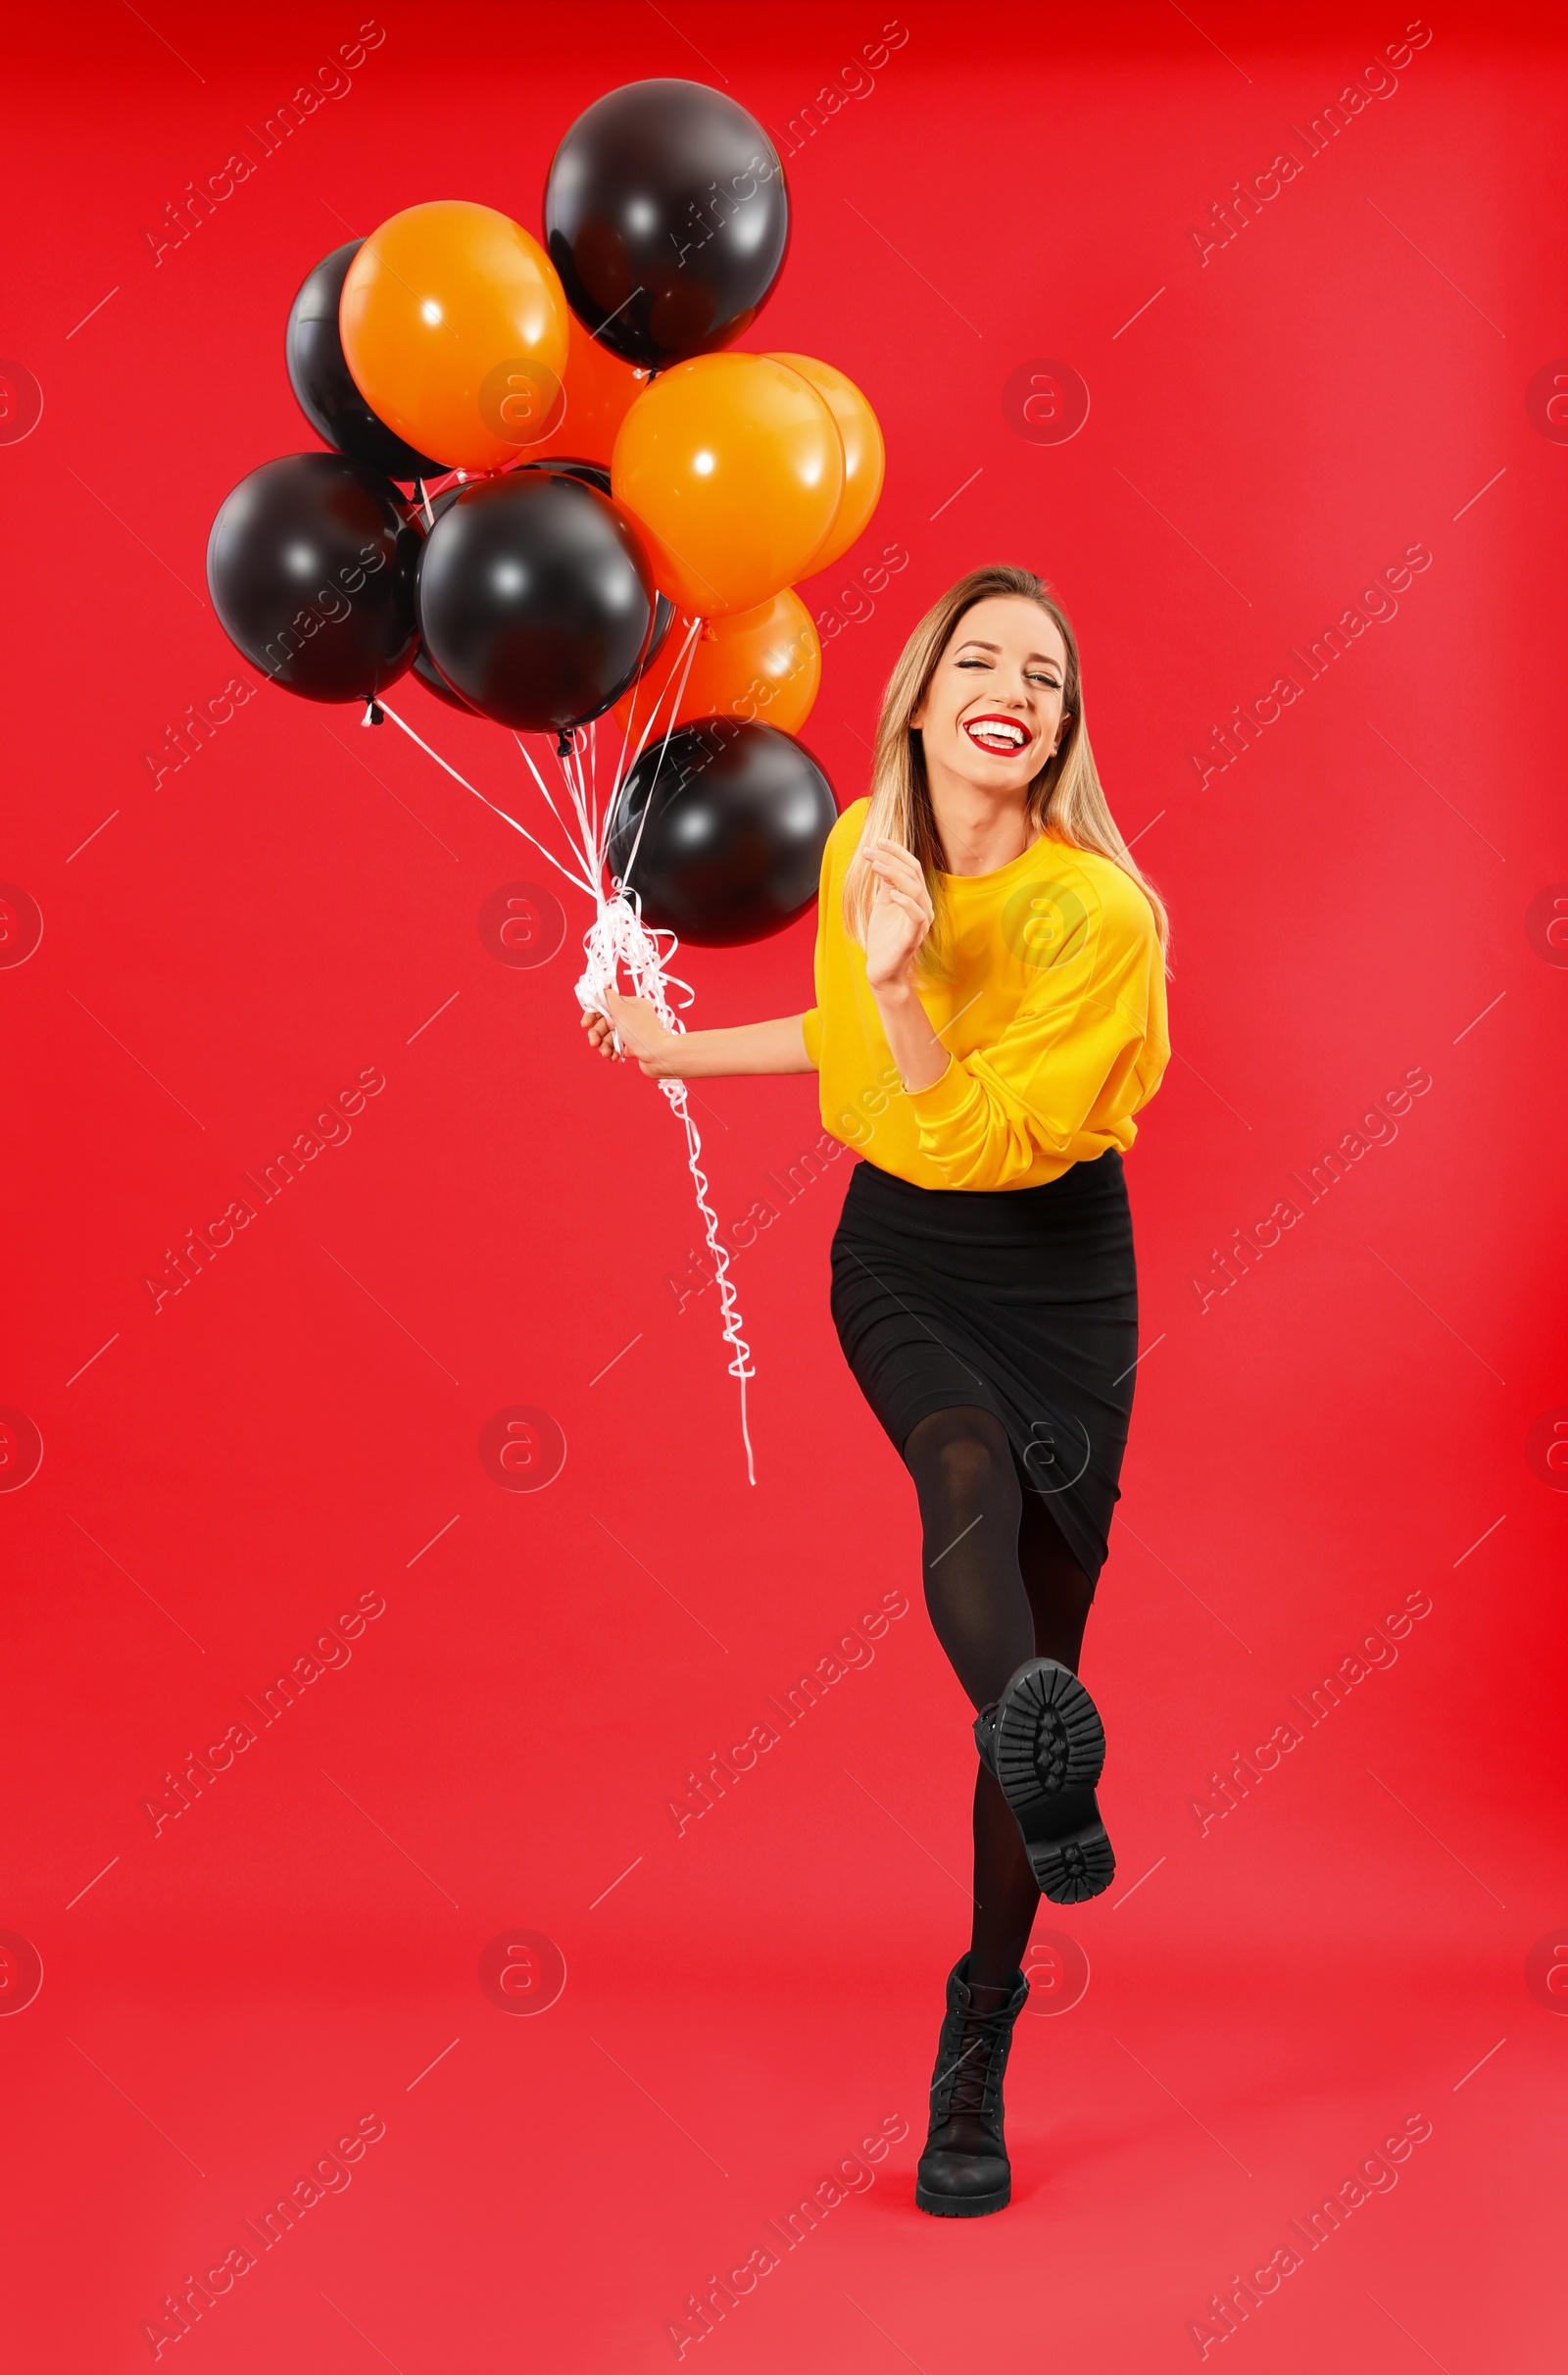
[205,76,886,949]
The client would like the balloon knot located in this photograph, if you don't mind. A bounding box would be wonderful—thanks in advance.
[364,700,385,727]
[557,727,574,757]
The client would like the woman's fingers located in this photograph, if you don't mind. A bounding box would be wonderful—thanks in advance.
[580,1004,625,1060]
[591,987,675,1070]
[872,839,929,895]
[605,989,650,1044]
[872,838,921,873]
[870,858,932,925]
[870,856,923,898]
[864,883,928,992]
[879,885,930,935]
[583,987,684,1079]
[871,862,928,908]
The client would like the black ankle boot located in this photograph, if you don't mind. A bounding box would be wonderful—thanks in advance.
[974,1657,1116,1904]
[914,1952,1030,2217]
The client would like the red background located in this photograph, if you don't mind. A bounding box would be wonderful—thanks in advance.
[3,4,1565,2368]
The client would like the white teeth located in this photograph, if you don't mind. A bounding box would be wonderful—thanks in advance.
[967,719,1027,751]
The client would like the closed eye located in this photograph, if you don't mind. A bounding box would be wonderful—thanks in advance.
[956,658,1060,689]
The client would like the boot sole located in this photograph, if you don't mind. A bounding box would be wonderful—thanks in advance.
[915,2175,1011,2216]
[993,1658,1116,1905]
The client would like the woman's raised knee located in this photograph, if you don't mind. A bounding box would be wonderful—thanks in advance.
[906,1409,1019,1528]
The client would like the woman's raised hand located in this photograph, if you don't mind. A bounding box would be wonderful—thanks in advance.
[579,986,682,1077]
[863,837,935,996]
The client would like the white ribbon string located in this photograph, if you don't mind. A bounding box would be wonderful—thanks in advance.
[368,688,757,1485]
[613,615,705,899]
[574,883,756,1489]
[372,699,597,898]
[611,615,703,809]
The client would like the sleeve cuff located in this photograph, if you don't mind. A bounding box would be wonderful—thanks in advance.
[904,1054,973,1127]
[801,1008,822,1068]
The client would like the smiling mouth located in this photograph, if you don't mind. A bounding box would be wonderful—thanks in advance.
[963,716,1031,756]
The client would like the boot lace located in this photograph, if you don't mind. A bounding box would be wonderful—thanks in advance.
[933,1999,1015,2124]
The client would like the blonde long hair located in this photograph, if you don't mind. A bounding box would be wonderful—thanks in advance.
[842,566,1171,973]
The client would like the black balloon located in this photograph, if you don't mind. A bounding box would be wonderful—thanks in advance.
[409,478,651,714]
[207,454,419,704]
[403,487,477,711]
[607,719,837,946]
[412,642,476,710]
[644,589,677,672]
[517,460,675,668]
[407,468,668,716]
[286,242,445,483]
[522,456,612,498]
[544,78,789,371]
[416,471,658,733]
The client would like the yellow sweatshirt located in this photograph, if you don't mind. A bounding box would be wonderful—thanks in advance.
[801,798,1170,1191]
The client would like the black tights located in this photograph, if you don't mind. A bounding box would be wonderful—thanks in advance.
[904,1406,1097,1991]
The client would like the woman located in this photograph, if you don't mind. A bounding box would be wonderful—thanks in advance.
[583,565,1171,2218]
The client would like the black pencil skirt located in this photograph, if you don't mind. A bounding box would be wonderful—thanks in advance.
[828,1149,1140,1587]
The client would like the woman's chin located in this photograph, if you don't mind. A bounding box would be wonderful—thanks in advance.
[947,748,1034,794]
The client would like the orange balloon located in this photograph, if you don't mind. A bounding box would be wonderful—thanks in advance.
[522,307,650,468]
[340,201,568,472]
[612,354,845,617]
[612,590,822,742]
[768,354,885,576]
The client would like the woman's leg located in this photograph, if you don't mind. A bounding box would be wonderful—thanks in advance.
[903,1407,1100,1989]
[965,1467,1099,1983]
[1014,1459,1098,1673]
[904,1406,1034,1710]
[906,1410,1103,2211]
